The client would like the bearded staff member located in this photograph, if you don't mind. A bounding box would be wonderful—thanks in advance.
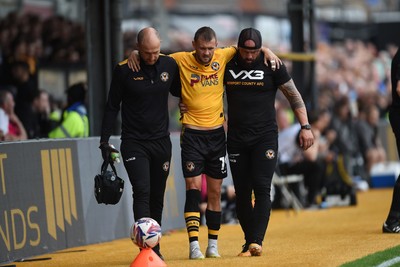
[224,28,314,257]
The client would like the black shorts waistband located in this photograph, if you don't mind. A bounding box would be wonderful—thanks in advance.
[183,126,224,135]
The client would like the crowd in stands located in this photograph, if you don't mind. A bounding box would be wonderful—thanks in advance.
[0,12,399,211]
[274,39,398,208]
[0,12,86,141]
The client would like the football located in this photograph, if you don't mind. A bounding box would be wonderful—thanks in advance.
[130,217,162,248]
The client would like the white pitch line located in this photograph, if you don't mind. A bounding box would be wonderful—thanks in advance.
[376,257,400,267]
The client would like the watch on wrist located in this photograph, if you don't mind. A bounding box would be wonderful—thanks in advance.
[301,124,311,130]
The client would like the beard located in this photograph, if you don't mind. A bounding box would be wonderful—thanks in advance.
[237,54,262,69]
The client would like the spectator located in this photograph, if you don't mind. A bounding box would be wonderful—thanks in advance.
[0,89,27,141]
[324,96,358,205]
[0,98,8,135]
[355,104,387,177]
[278,109,331,208]
[19,89,54,139]
[48,82,89,138]
[11,61,38,112]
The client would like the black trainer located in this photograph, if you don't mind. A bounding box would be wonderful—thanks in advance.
[237,243,251,257]
[152,244,164,261]
[382,221,400,233]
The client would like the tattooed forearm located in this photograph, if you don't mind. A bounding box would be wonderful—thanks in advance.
[278,79,305,110]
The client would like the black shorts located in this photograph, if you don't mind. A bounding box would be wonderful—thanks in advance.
[180,126,227,179]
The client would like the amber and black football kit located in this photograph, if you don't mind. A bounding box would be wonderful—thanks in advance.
[169,47,236,245]
[100,56,180,234]
[225,51,291,248]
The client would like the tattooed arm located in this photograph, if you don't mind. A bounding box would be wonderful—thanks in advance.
[278,79,314,150]
[278,79,308,125]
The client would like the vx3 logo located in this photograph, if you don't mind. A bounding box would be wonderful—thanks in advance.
[229,70,264,80]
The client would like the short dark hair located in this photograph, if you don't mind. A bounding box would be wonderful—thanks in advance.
[11,61,30,72]
[194,27,216,42]
[67,82,86,104]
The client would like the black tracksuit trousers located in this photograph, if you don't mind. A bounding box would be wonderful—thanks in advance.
[120,137,172,226]
[228,137,277,245]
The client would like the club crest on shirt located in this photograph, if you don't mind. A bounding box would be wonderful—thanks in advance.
[211,62,220,71]
[186,161,195,172]
[265,149,275,159]
[162,161,170,172]
[160,72,169,82]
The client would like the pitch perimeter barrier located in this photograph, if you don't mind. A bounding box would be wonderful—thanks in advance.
[0,134,187,264]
